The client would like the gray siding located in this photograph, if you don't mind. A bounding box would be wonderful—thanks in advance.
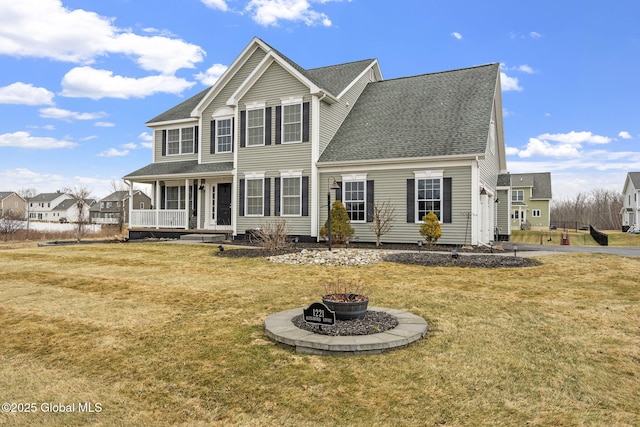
[153,123,199,163]
[319,165,472,245]
[200,47,267,164]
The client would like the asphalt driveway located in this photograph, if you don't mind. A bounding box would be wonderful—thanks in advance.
[501,242,640,258]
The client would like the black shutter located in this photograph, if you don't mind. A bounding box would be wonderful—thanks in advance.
[194,126,199,153]
[302,102,310,142]
[406,179,415,223]
[366,180,374,222]
[302,176,309,216]
[160,184,166,209]
[275,106,281,144]
[264,178,271,216]
[240,111,246,148]
[265,107,272,145]
[274,178,281,216]
[335,181,342,201]
[443,177,452,223]
[210,120,216,154]
[161,130,167,156]
[239,179,245,216]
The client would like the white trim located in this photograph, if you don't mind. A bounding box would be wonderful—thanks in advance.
[212,106,235,118]
[281,101,303,144]
[281,96,303,105]
[245,106,266,147]
[215,116,234,154]
[244,176,265,217]
[244,171,265,179]
[414,170,443,179]
[279,169,303,178]
[311,94,320,237]
[342,179,367,223]
[280,175,302,217]
[341,173,367,181]
[318,155,481,170]
[337,59,381,99]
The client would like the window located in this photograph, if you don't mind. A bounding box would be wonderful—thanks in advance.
[281,177,301,216]
[344,181,366,222]
[246,179,264,216]
[532,209,541,217]
[247,109,264,147]
[282,103,302,143]
[164,186,193,210]
[512,210,520,220]
[417,178,441,221]
[217,119,232,153]
[139,202,144,209]
[512,190,524,202]
[167,127,195,155]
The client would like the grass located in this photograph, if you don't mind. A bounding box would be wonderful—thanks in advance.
[511,229,640,247]
[0,242,639,426]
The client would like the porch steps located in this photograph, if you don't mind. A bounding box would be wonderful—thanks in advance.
[179,233,226,243]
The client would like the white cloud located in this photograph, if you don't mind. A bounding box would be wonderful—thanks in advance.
[195,63,229,86]
[0,82,55,105]
[505,146,519,155]
[500,72,523,91]
[538,131,611,145]
[530,31,542,39]
[201,0,229,11]
[517,137,581,159]
[451,32,463,40]
[618,131,632,139]
[0,131,77,149]
[39,107,108,121]
[138,132,153,148]
[121,143,138,150]
[246,0,333,26]
[0,0,205,74]
[517,65,534,74]
[98,148,129,157]
[60,67,195,99]
[95,122,115,127]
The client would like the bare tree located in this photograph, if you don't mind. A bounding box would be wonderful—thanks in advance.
[368,200,395,247]
[0,210,25,241]
[64,186,92,241]
[18,188,37,237]
[551,188,623,231]
[110,180,128,233]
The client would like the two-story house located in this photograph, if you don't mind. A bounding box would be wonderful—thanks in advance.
[27,192,74,222]
[0,192,26,219]
[91,190,151,225]
[123,37,508,245]
[621,172,640,231]
[500,172,552,232]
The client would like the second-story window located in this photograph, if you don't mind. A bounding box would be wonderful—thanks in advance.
[217,119,232,153]
[247,109,264,147]
[167,127,195,155]
[512,190,524,202]
[282,103,302,143]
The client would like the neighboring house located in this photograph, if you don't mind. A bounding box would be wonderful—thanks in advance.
[91,190,151,224]
[621,172,640,230]
[28,192,74,222]
[0,192,26,218]
[52,198,95,223]
[501,172,553,232]
[123,37,508,245]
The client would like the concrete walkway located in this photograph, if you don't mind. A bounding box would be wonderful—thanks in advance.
[501,242,640,258]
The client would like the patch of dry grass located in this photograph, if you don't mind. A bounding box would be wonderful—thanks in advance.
[0,243,639,426]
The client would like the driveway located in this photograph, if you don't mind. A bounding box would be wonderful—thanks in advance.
[501,242,640,258]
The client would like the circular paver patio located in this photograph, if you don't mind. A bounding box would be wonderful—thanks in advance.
[264,306,428,356]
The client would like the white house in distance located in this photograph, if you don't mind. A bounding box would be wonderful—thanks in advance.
[123,37,508,245]
[28,192,74,222]
[621,172,640,230]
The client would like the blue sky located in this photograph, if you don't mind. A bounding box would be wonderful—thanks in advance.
[1,0,638,200]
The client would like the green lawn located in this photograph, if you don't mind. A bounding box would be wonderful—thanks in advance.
[1,243,639,426]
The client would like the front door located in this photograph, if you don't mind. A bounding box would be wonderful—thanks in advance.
[217,183,232,226]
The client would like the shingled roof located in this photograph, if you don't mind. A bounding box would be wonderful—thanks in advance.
[627,172,640,189]
[124,160,234,179]
[145,38,374,125]
[318,63,499,163]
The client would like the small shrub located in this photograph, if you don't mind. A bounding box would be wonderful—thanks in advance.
[253,219,291,250]
[419,212,442,249]
[319,200,354,244]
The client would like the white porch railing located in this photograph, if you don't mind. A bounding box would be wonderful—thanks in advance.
[130,209,187,229]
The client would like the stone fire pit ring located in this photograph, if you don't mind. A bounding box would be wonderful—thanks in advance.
[264,306,428,356]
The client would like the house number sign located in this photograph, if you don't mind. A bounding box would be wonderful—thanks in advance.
[302,302,335,326]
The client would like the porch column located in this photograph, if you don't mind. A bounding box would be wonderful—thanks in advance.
[184,178,190,230]
[155,180,161,229]
[126,180,133,229]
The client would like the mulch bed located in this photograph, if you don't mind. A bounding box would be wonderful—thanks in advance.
[382,252,540,268]
[292,310,399,336]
